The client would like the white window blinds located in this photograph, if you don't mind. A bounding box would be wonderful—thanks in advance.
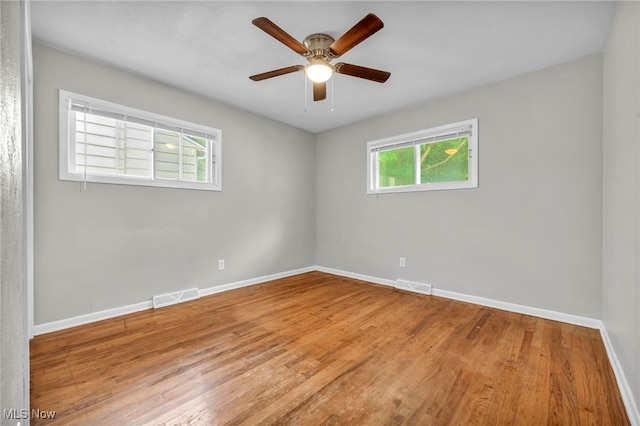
[368,124,473,153]
[73,109,154,178]
[59,90,222,191]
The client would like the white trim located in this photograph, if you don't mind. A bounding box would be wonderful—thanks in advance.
[34,301,153,335]
[198,266,315,297]
[431,288,602,329]
[599,327,640,425]
[22,0,34,340]
[314,265,396,287]
[315,265,600,329]
[21,0,34,417]
[33,266,315,336]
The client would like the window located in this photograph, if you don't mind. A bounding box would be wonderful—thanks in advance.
[59,90,221,191]
[367,118,478,194]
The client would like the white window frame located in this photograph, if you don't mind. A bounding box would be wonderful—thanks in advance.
[367,118,478,194]
[59,90,222,191]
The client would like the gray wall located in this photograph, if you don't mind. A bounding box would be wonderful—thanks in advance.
[603,1,640,412]
[1,0,28,421]
[316,54,603,319]
[33,42,316,324]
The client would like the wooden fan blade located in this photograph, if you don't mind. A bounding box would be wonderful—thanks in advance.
[249,65,304,81]
[335,63,390,83]
[329,13,384,57]
[313,82,327,101]
[252,17,310,56]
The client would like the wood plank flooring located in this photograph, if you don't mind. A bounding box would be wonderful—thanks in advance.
[30,272,629,425]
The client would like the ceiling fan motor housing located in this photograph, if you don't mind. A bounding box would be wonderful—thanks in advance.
[303,33,336,60]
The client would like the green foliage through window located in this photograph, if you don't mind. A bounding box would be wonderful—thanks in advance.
[420,137,468,184]
[367,118,477,193]
[379,146,414,187]
[377,137,468,187]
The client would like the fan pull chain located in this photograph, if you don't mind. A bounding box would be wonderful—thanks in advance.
[304,73,308,112]
[331,76,335,113]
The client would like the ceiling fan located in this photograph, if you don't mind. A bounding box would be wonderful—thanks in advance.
[249,13,391,102]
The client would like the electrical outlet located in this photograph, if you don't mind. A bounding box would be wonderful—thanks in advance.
[400,257,406,267]
[218,259,225,270]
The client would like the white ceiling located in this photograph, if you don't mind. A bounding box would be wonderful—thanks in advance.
[30,1,614,133]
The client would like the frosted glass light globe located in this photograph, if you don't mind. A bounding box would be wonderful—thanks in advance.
[305,61,333,83]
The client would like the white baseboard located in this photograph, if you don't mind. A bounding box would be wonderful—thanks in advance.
[599,327,640,425]
[431,288,602,329]
[198,266,315,297]
[314,265,396,287]
[33,300,152,335]
[315,266,602,329]
[315,265,600,328]
[33,266,315,336]
[36,266,601,334]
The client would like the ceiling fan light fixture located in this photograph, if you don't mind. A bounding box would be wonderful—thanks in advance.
[305,60,333,83]
[249,14,390,102]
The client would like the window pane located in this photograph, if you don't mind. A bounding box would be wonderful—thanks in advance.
[154,129,180,180]
[119,122,152,178]
[420,137,468,184]
[378,146,415,187]
[189,136,209,183]
[74,112,152,178]
[154,130,209,182]
[181,135,208,183]
[74,111,118,175]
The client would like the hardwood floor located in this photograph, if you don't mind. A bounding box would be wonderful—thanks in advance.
[30,272,629,425]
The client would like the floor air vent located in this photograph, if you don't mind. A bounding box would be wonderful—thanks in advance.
[396,279,432,296]
[153,288,200,309]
